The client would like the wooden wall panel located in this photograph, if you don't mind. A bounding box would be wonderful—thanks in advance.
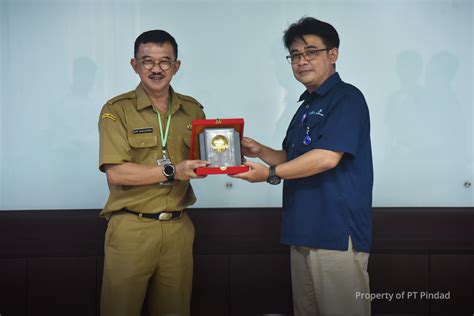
[230,253,292,316]
[0,208,473,316]
[189,208,286,254]
[369,254,430,315]
[0,210,106,258]
[430,254,474,315]
[0,258,27,316]
[27,257,97,316]
[372,208,474,251]
[97,256,104,316]
[192,254,230,316]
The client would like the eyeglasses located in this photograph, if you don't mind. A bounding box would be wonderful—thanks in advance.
[139,58,177,71]
[286,48,332,64]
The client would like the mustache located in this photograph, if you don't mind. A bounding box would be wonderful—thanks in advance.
[149,72,164,78]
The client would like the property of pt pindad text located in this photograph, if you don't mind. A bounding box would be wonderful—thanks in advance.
[356,291,451,302]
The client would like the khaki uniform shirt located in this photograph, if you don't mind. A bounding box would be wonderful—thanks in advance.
[98,84,205,218]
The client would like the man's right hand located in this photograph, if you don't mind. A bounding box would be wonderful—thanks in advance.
[174,160,209,180]
[241,137,263,158]
[239,137,287,167]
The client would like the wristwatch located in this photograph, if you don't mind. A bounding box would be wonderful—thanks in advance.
[267,165,281,185]
[162,164,175,182]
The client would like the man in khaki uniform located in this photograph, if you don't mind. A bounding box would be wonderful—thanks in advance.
[98,30,208,316]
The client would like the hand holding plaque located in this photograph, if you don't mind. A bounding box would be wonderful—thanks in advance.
[190,118,250,175]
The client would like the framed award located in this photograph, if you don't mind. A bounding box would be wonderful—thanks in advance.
[190,118,250,175]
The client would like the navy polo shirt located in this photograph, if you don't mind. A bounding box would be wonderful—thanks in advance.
[281,72,373,252]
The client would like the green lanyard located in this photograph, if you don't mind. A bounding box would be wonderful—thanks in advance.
[157,97,172,159]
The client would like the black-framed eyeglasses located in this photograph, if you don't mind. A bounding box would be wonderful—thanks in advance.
[286,48,332,64]
[139,58,177,71]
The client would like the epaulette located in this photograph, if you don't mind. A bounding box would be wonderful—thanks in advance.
[106,90,136,105]
[177,93,204,109]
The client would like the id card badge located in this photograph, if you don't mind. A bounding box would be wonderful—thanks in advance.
[157,158,171,166]
[157,157,173,186]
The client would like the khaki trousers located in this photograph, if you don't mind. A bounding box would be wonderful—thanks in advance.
[100,212,194,316]
[291,237,370,316]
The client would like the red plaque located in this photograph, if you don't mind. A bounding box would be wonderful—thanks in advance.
[190,118,250,175]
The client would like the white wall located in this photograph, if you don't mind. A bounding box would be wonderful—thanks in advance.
[0,0,5,209]
[1,0,473,209]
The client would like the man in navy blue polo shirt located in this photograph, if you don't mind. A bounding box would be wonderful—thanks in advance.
[233,17,373,315]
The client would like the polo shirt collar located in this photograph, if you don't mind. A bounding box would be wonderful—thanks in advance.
[298,72,342,102]
[135,84,183,115]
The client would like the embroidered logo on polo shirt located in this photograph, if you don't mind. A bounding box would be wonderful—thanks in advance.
[308,109,324,117]
[133,127,154,134]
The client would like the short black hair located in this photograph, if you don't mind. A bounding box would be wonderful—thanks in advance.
[283,17,340,51]
[134,30,178,59]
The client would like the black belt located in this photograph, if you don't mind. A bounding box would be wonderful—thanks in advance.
[120,208,184,221]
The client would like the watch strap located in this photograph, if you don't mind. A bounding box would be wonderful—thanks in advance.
[269,165,276,178]
[267,165,281,185]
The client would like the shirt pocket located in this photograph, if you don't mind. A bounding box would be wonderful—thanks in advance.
[294,114,325,154]
[127,134,159,165]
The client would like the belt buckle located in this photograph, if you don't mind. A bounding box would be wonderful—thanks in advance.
[158,212,173,221]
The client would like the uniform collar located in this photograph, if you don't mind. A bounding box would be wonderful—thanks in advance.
[298,72,342,102]
[135,84,183,115]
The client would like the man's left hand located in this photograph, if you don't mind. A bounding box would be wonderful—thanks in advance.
[230,161,269,183]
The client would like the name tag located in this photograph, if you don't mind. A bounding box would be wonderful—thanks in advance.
[133,127,153,134]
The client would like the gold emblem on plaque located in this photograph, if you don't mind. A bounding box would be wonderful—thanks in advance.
[211,135,229,153]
